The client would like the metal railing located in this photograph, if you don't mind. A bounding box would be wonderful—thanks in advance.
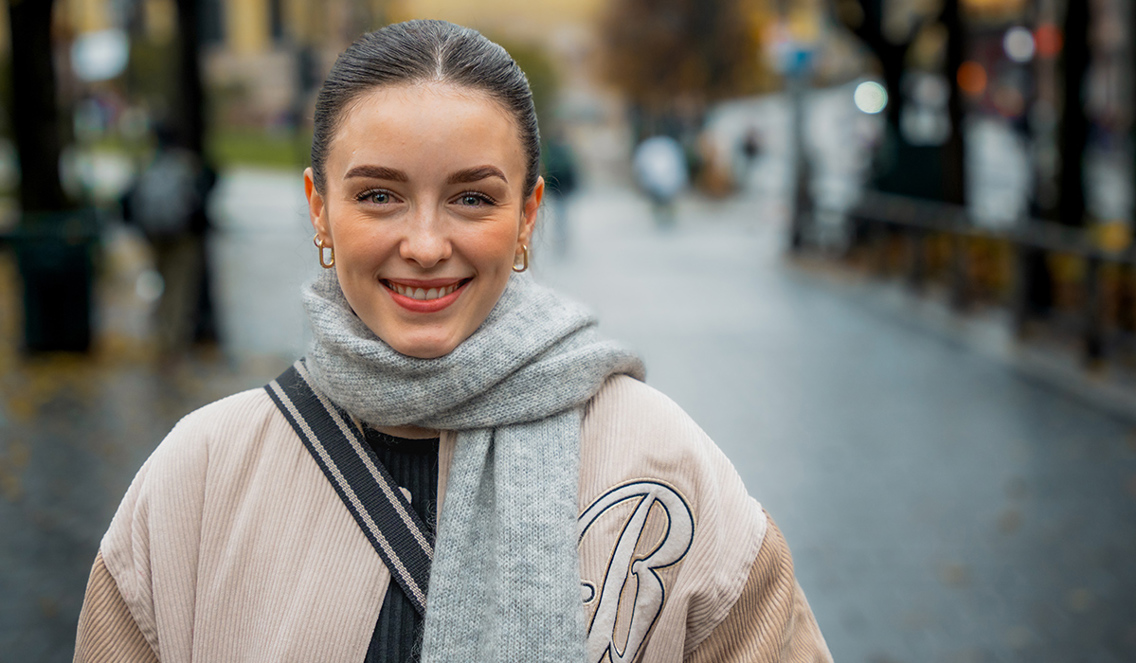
[838,191,1136,366]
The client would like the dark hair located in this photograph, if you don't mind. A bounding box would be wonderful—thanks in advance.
[311,20,541,198]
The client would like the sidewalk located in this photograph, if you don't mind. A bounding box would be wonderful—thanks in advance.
[790,253,1136,424]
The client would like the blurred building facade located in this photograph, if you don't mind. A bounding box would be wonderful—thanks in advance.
[0,0,1129,203]
[0,0,614,126]
[43,0,646,182]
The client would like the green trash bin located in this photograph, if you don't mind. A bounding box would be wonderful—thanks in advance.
[7,209,99,353]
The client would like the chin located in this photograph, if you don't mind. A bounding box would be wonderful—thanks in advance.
[401,347,449,360]
[390,335,462,360]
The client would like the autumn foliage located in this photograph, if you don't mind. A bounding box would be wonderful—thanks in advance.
[599,0,764,110]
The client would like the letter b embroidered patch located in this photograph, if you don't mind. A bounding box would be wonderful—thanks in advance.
[578,481,694,663]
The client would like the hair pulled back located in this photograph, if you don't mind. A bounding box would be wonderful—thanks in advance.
[311,20,541,198]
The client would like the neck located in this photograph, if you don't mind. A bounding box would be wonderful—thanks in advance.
[375,424,440,439]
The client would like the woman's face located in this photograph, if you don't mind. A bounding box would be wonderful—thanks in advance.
[305,82,543,359]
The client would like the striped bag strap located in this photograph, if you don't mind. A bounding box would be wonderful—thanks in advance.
[265,359,433,616]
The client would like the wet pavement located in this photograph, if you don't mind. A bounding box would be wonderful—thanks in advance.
[2,169,1135,662]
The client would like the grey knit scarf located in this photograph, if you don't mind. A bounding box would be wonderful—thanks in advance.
[302,268,644,662]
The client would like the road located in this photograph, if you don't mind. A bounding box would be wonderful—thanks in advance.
[1,169,1134,662]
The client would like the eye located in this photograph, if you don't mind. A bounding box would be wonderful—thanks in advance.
[357,189,397,204]
[455,191,496,207]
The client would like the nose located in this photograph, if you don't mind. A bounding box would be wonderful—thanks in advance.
[399,207,451,268]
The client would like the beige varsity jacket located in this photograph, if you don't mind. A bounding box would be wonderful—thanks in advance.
[74,375,831,662]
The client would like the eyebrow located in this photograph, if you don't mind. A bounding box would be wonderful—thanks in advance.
[342,164,509,186]
[344,165,408,181]
[446,166,508,185]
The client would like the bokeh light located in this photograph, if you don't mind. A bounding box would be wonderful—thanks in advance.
[1003,26,1035,63]
[70,29,129,83]
[1034,23,1064,58]
[854,81,888,114]
[957,61,988,96]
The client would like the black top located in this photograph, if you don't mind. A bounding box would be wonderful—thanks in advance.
[361,427,440,663]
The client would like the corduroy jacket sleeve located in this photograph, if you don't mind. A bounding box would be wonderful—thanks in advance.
[75,388,396,662]
[74,552,159,663]
[685,513,831,663]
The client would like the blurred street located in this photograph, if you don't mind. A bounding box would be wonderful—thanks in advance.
[2,169,1134,661]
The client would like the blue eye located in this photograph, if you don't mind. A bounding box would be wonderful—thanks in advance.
[357,189,394,204]
[456,192,495,207]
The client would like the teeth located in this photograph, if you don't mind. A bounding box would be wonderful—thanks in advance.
[390,282,460,300]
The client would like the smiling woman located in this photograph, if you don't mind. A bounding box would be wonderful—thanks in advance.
[306,82,542,360]
[74,20,831,663]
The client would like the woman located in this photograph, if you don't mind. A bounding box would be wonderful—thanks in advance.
[74,20,831,663]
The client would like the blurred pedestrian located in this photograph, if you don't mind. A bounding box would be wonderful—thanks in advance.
[122,125,215,357]
[741,126,762,166]
[633,134,688,228]
[75,20,831,663]
[739,125,763,187]
[541,129,578,257]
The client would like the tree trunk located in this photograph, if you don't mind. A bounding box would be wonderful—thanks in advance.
[1131,0,1136,222]
[941,0,966,207]
[174,0,220,344]
[8,0,97,352]
[9,0,67,213]
[174,0,206,155]
[1058,0,1090,227]
[840,0,919,197]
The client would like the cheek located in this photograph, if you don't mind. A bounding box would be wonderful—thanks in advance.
[331,219,394,267]
[464,223,520,264]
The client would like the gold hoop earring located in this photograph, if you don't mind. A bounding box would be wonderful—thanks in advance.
[512,244,529,273]
[313,234,335,268]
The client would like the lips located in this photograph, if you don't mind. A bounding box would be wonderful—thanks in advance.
[382,278,470,313]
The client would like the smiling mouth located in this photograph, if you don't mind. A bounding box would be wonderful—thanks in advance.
[383,279,470,301]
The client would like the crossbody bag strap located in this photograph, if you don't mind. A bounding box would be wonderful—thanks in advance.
[265,359,433,616]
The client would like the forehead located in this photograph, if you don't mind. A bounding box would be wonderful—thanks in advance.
[328,82,522,160]
[344,80,510,119]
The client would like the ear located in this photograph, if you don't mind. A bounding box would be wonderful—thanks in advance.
[304,168,331,245]
[518,176,544,249]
